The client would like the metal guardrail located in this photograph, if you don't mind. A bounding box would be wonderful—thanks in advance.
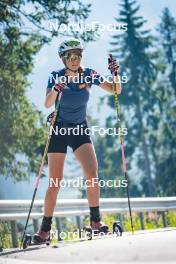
[0,197,176,220]
[0,197,176,248]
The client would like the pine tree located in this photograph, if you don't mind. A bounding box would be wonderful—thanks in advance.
[150,8,176,195]
[158,8,176,95]
[109,0,157,196]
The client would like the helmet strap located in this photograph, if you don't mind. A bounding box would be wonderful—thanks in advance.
[66,66,79,73]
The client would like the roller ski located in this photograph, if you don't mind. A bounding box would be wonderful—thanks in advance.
[83,220,123,240]
[22,230,51,249]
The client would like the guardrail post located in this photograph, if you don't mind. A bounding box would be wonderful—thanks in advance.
[10,220,18,248]
[139,213,145,230]
[55,217,62,241]
[161,212,167,227]
[119,214,124,230]
[33,219,39,233]
[76,216,82,238]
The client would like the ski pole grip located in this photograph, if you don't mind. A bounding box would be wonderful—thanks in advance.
[108,54,118,76]
[109,53,113,62]
[108,54,113,66]
[108,54,113,75]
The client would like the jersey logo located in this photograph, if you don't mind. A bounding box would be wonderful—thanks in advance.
[90,70,99,77]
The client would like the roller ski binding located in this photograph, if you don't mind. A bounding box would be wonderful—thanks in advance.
[84,220,123,240]
[22,230,51,249]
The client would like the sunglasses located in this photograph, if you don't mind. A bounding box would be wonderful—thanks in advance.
[63,52,82,62]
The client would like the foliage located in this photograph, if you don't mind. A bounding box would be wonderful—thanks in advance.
[0,0,96,42]
[152,8,176,196]
[158,8,176,95]
[167,212,176,227]
[0,0,95,180]
[95,0,156,197]
[95,0,176,197]
[102,211,176,232]
[0,222,11,249]
[110,0,158,196]
[0,27,47,180]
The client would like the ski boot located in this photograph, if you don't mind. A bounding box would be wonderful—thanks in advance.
[33,230,50,245]
[22,231,50,249]
[84,221,109,240]
[91,220,109,234]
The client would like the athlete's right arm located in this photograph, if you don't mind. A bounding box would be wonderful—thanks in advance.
[44,88,58,108]
[45,71,65,108]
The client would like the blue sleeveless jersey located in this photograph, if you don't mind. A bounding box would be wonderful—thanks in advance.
[47,68,104,124]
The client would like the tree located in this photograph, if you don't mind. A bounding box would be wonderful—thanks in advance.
[158,8,176,95]
[0,0,95,41]
[94,111,141,198]
[150,8,176,195]
[0,27,46,180]
[109,0,157,196]
[0,0,95,180]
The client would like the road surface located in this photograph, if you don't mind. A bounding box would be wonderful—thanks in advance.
[0,228,176,263]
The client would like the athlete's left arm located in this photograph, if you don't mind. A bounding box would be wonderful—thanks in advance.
[99,76,121,94]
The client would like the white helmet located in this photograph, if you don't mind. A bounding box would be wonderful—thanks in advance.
[58,39,84,57]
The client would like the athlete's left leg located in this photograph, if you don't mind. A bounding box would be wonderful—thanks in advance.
[74,143,108,231]
[74,143,99,207]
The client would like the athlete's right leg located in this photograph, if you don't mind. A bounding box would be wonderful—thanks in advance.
[44,153,66,216]
[33,153,66,243]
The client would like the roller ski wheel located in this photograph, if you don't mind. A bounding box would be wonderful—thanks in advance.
[23,234,32,249]
[83,227,93,240]
[113,221,123,236]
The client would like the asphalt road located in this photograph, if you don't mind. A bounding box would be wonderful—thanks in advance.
[0,228,176,263]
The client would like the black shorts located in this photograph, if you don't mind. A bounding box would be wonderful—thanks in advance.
[48,121,92,153]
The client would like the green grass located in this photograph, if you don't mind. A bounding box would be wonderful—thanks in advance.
[1,211,176,249]
[103,211,176,231]
[0,222,12,249]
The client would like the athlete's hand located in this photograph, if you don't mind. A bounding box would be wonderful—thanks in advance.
[53,83,65,93]
[108,57,119,75]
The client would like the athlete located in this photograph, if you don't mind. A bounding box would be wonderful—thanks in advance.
[33,39,121,243]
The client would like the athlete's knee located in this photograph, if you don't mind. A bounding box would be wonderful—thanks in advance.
[85,165,98,179]
[49,176,63,189]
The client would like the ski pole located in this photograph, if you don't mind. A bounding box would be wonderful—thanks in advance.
[108,54,134,234]
[20,91,62,248]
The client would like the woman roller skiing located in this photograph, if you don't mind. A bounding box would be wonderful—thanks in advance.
[33,39,121,243]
